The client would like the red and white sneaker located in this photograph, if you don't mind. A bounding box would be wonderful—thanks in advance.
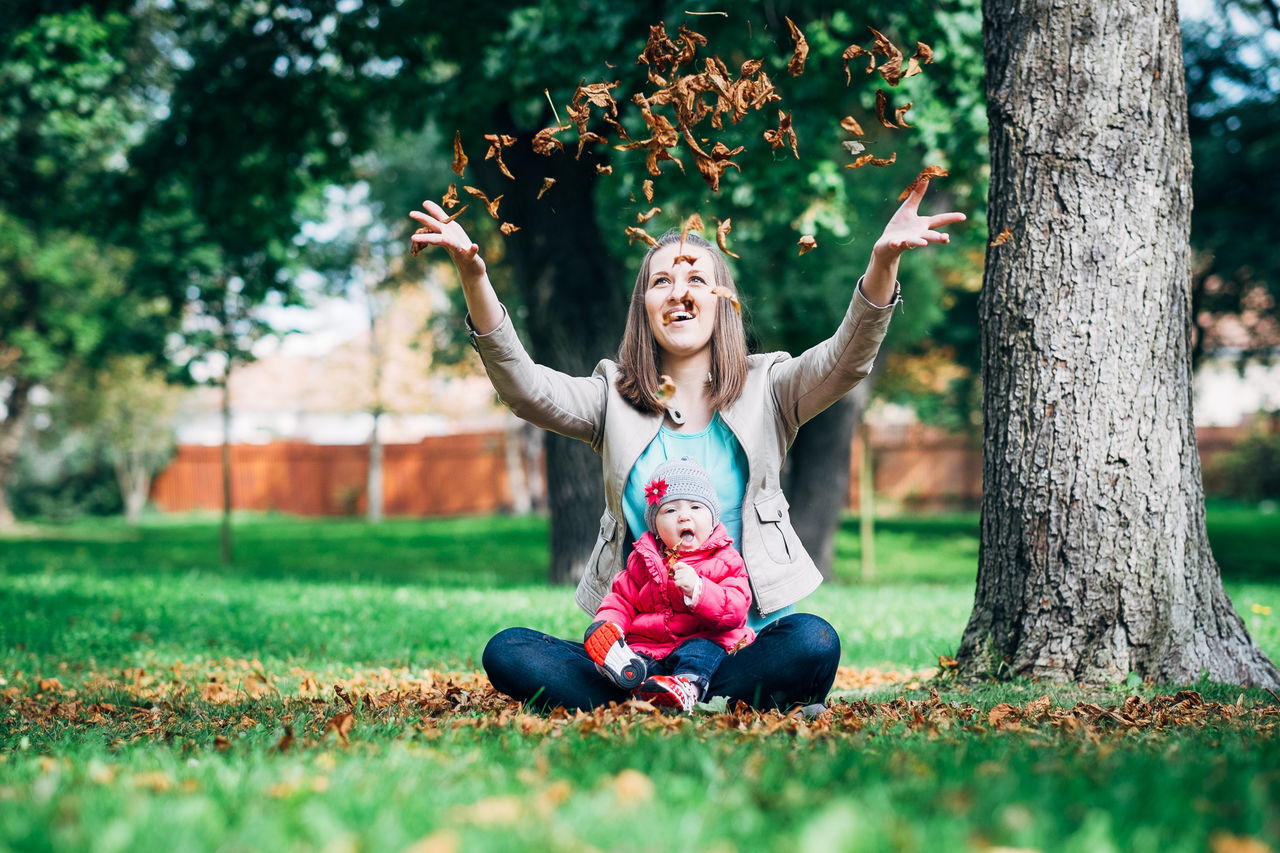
[634,674,699,714]
[584,621,647,689]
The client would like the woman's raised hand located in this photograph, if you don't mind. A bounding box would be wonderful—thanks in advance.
[410,200,483,269]
[872,179,967,260]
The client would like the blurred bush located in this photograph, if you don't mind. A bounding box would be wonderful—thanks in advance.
[1205,424,1280,502]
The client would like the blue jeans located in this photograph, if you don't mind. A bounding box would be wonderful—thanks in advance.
[482,613,840,712]
[640,637,726,687]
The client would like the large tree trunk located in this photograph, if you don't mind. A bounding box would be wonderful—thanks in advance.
[0,378,32,527]
[785,378,874,579]
[496,115,626,585]
[959,0,1280,686]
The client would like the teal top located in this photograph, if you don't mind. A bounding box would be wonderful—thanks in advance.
[622,413,794,630]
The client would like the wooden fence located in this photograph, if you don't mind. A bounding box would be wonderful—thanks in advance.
[151,422,1268,517]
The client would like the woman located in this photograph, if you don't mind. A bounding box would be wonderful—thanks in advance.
[410,181,964,711]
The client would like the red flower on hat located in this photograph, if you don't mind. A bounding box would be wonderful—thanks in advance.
[644,478,668,505]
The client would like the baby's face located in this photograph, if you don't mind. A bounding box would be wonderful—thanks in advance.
[654,499,715,551]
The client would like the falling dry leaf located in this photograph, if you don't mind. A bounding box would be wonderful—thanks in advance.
[597,163,613,175]
[905,42,934,79]
[842,140,867,157]
[869,27,906,86]
[894,102,914,127]
[483,134,517,180]
[680,213,705,245]
[672,254,698,265]
[452,131,468,177]
[845,152,897,170]
[656,375,677,401]
[875,89,898,129]
[713,217,740,259]
[785,17,809,76]
[897,165,948,200]
[643,180,655,202]
[842,44,875,85]
[500,222,520,235]
[637,207,662,224]
[711,285,740,313]
[840,116,865,137]
[443,184,459,209]
[532,124,569,156]
[625,226,660,248]
[463,186,503,219]
[763,110,798,159]
[797,235,818,255]
[537,178,557,200]
[989,226,1013,247]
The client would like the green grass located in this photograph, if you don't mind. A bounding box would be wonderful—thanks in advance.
[2,506,1278,852]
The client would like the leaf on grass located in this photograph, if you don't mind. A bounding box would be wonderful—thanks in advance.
[334,683,356,711]
[987,703,1020,729]
[276,724,294,752]
[38,678,62,692]
[325,712,355,745]
[897,165,948,200]
[213,735,231,751]
[713,217,740,259]
[131,770,175,792]
[452,131,468,177]
[845,152,896,170]
[500,222,520,235]
[443,184,459,209]
[785,17,808,76]
[840,116,865,137]
[625,226,660,248]
[637,207,662,224]
[463,186,503,219]
[797,235,818,255]
[612,769,655,804]
[989,226,1013,247]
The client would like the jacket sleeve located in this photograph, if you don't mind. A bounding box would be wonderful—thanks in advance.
[768,277,899,431]
[689,551,752,631]
[469,307,607,446]
[594,557,644,633]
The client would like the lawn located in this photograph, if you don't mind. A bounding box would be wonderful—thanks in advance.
[1,505,1278,852]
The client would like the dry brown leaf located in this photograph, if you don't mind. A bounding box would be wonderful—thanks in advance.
[500,222,520,235]
[643,179,655,202]
[905,42,934,79]
[612,769,656,803]
[532,124,569,156]
[637,207,662,224]
[875,90,897,129]
[713,217,740,259]
[763,110,798,158]
[442,184,459,209]
[275,724,295,752]
[656,374,677,401]
[672,254,698,266]
[596,163,613,175]
[894,102,914,128]
[680,213,705,245]
[842,44,875,85]
[711,285,740,313]
[797,235,818,255]
[325,711,355,745]
[625,226,660,248]
[897,165,948,200]
[463,186,503,219]
[451,131,468,177]
[989,226,1013,247]
[213,735,231,751]
[845,152,897,170]
[537,178,556,200]
[840,116,865,137]
[483,134,517,180]
[785,17,808,76]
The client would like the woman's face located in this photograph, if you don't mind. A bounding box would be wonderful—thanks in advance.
[643,242,719,361]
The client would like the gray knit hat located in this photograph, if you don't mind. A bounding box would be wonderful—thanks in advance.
[643,455,720,534]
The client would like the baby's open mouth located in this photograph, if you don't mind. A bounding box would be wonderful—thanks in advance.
[677,527,697,547]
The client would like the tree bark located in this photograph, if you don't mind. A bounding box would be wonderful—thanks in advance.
[785,384,869,579]
[495,117,626,585]
[960,0,1280,686]
[0,378,32,527]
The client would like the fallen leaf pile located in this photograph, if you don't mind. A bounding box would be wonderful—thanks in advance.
[4,661,1276,751]
[426,16,949,260]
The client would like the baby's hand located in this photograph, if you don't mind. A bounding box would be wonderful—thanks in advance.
[671,562,698,596]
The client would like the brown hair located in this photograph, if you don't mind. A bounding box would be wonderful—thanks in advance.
[616,232,749,415]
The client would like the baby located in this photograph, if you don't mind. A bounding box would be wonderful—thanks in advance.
[584,455,755,713]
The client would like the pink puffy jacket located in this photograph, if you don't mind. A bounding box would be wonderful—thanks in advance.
[594,524,756,659]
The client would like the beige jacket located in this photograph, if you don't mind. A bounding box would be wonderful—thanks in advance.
[469,281,898,616]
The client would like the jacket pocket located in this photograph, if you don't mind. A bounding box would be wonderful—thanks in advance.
[584,511,619,593]
[754,490,798,564]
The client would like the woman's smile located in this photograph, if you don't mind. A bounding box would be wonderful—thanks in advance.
[645,243,718,356]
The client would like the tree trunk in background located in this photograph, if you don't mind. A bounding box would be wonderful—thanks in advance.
[0,379,30,528]
[116,450,150,526]
[219,365,234,565]
[786,382,870,579]
[367,412,384,523]
[960,0,1280,686]
[497,117,627,585]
